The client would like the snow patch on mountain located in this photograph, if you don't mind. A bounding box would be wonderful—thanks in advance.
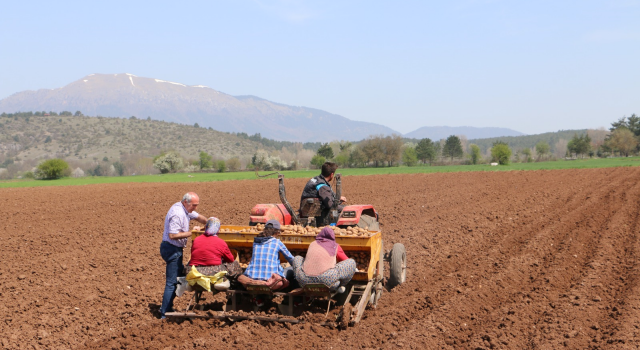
[155,79,185,87]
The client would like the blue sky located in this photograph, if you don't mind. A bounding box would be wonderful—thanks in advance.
[1,0,638,135]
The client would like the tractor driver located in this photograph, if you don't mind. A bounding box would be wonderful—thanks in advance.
[299,161,347,216]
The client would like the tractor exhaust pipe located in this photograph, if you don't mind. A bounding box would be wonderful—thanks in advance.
[279,174,301,225]
[329,173,342,225]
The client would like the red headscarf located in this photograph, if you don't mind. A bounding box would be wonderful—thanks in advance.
[316,227,338,256]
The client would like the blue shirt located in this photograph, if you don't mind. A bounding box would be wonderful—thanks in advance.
[244,237,294,280]
[162,201,200,248]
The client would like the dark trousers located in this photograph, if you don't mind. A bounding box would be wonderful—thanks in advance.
[283,266,300,289]
[160,241,184,316]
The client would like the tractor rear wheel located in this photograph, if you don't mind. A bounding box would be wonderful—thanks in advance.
[388,243,406,289]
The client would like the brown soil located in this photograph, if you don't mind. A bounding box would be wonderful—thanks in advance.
[2,168,640,349]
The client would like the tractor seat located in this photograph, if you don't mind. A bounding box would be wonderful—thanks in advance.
[299,198,323,218]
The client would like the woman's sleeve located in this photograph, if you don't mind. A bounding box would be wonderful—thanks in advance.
[221,241,235,263]
[336,245,348,262]
[279,240,295,264]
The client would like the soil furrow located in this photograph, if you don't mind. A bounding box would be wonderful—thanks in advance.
[3,168,640,349]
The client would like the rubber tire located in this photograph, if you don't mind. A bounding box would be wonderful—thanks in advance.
[388,243,406,289]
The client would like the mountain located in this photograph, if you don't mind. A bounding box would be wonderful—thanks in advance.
[405,126,524,140]
[0,73,399,143]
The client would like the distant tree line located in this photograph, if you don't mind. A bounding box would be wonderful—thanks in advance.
[230,132,322,152]
[2,110,639,181]
[1,110,82,118]
[599,114,639,157]
[298,113,640,170]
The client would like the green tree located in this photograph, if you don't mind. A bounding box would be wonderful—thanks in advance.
[199,151,213,169]
[535,141,550,160]
[89,164,106,176]
[44,135,52,143]
[415,138,436,165]
[349,147,366,167]
[606,128,638,157]
[581,134,592,157]
[383,135,404,166]
[316,143,334,159]
[567,134,592,158]
[521,148,533,163]
[442,135,463,162]
[360,136,385,167]
[334,152,350,168]
[339,141,352,152]
[216,160,227,173]
[491,141,512,165]
[401,146,418,166]
[194,123,200,128]
[609,115,640,153]
[112,161,125,176]
[251,150,269,170]
[469,144,481,165]
[610,114,640,136]
[310,154,326,169]
[35,158,69,179]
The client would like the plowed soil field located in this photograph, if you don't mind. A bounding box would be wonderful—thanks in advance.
[2,167,640,349]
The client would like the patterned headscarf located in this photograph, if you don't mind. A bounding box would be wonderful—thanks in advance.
[316,227,338,256]
[204,217,221,236]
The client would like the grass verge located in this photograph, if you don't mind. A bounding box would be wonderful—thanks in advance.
[1,157,639,188]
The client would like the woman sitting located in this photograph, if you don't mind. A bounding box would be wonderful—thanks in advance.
[240,219,295,306]
[186,217,242,278]
[293,226,356,293]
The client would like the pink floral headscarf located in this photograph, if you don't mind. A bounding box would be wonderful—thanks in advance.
[316,227,338,256]
[204,217,221,236]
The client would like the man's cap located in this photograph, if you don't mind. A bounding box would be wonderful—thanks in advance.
[265,219,281,230]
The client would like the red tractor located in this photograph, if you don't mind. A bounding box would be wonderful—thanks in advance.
[249,173,380,231]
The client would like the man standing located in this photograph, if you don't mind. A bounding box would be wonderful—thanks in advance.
[160,192,207,318]
[300,161,347,215]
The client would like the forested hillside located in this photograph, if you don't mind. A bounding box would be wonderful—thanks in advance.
[0,110,621,180]
[0,112,318,178]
